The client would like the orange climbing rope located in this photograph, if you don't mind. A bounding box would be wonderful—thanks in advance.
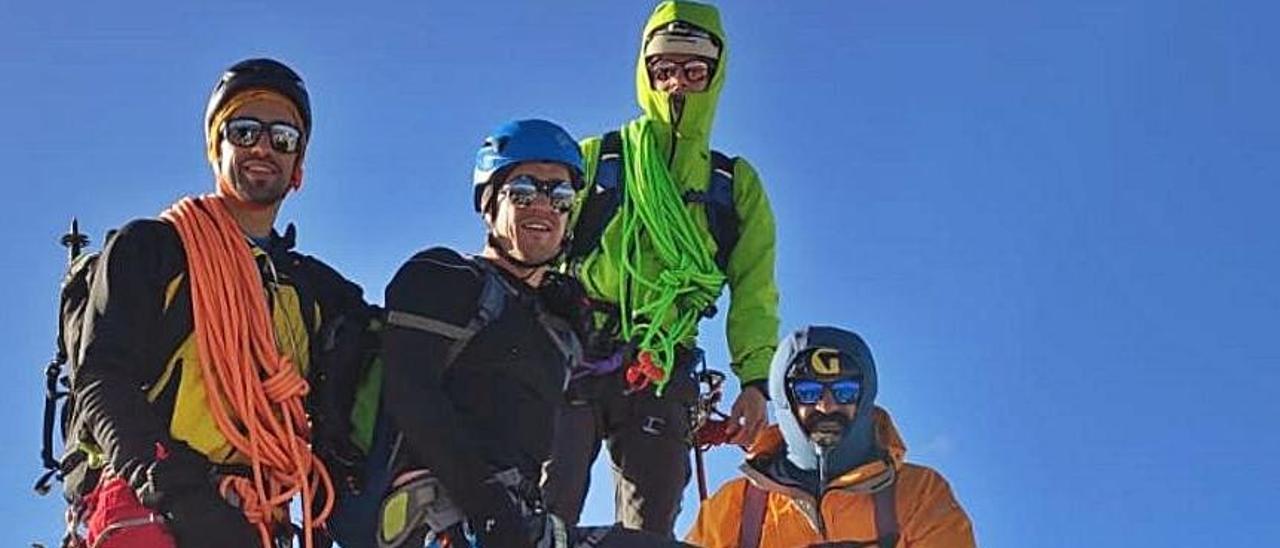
[160,194,333,548]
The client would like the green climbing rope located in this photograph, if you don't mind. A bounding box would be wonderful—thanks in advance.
[616,117,725,394]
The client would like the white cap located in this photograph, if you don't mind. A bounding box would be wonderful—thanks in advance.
[644,22,720,60]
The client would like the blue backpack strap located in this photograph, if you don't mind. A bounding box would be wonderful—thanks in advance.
[470,258,512,343]
[684,150,740,272]
[570,132,741,275]
[567,130,624,264]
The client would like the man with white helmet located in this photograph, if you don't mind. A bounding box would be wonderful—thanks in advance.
[687,326,976,547]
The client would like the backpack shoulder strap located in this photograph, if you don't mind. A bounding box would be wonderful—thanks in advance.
[470,259,511,335]
[703,150,740,272]
[873,481,900,548]
[569,135,742,274]
[383,258,508,371]
[379,259,511,481]
[738,480,769,548]
[567,130,624,264]
[710,150,736,182]
[282,251,321,341]
[598,130,624,178]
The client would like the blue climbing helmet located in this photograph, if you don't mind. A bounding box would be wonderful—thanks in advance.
[472,119,584,212]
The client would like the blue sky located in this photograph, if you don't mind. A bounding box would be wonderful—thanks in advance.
[3,0,1278,546]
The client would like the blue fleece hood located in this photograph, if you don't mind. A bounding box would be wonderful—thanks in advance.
[768,326,881,476]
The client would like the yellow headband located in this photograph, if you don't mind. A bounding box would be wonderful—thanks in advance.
[205,90,304,171]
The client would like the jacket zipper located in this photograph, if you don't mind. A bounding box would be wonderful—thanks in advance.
[666,95,683,169]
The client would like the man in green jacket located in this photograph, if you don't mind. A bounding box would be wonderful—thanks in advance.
[543,1,780,538]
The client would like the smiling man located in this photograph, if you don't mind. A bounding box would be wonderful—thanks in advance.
[374,120,690,548]
[67,58,366,548]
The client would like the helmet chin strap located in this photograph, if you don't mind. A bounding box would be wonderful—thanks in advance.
[485,232,566,271]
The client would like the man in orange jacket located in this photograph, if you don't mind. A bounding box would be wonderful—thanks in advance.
[687,326,975,547]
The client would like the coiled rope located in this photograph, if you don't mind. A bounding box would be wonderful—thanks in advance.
[160,194,333,547]
[616,118,725,394]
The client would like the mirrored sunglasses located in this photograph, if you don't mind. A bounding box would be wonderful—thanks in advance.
[222,117,303,154]
[500,174,577,212]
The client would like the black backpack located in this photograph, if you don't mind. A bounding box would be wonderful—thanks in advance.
[35,220,109,498]
[566,130,742,273]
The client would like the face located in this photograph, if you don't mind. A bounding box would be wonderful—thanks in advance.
[647,54,712,94]
[217,98,304,206]
[487,161,574,265]
[792,376,860,448]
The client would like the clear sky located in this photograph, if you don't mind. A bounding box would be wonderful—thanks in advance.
[3,0,1278,546]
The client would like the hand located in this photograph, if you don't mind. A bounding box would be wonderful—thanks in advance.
[725,385,768,447]
[134,441,258,548]
[531,513,569,548]
[161,487,259,548]
[475,515,537,548]
[315,431,365,493]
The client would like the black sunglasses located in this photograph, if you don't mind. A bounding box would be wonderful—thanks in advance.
[500,174,577,212]
[221,117,304,154]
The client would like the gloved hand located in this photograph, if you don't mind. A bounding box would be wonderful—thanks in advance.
[134,441,258,548]
[472,468,569,548]
[471,513,566,548]
[538,271,593,340]
[529,512,569,548]
[474,512,537,548]
[162,487,259,548]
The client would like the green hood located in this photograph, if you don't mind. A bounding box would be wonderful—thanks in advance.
[570,1,780,387]
[635,1,727,146]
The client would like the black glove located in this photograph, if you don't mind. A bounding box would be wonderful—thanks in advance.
[162,487,259,548]
[474,513,536,548]
[538,271,592,338]
[134,441,257,548]
[528,512,569,548]
[473,468,569,548]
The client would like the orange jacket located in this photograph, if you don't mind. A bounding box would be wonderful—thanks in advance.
[687,407,975,548]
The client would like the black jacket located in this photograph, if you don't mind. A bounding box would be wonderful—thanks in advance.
[73,218,365,492]
[381,248,581,530]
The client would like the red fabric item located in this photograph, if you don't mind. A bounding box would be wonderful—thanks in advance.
[154,441,170,460]
[695,417,732,448]
[84,477,176,548]
[625,350,668,390]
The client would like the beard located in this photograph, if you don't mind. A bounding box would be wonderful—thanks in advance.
[803,411,850,449]
[508,235,559,264]
[228,165,289,206]
[486,231,561,268]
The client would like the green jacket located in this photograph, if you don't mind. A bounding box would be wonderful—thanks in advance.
[573,1,779,385]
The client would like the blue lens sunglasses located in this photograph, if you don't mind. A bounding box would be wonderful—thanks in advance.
[788,378,862,405]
